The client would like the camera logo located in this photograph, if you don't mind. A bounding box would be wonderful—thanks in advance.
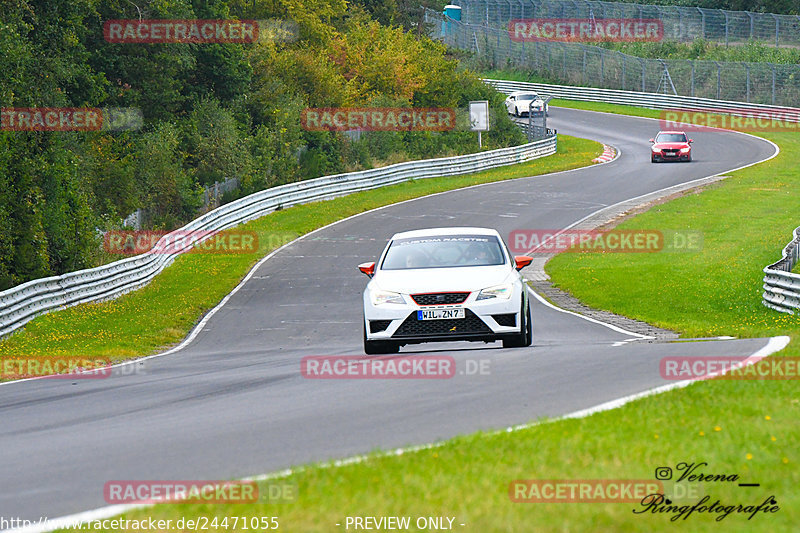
[655,467,673,480]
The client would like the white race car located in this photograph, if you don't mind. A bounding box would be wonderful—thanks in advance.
[504,91,547,117]
[358,227,533,354]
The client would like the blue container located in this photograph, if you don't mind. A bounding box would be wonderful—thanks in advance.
[443,5,462,21]
[442,4,462,37]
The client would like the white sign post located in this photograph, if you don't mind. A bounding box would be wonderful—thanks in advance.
[469,100,489,148]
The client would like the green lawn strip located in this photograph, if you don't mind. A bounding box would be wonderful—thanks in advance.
[58,377,797,532]
[0,135,599,365]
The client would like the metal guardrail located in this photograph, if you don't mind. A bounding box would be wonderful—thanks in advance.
[484,79,800,125]
[457,0,800,48]
[0,135,557,338]
[763,227,800,314]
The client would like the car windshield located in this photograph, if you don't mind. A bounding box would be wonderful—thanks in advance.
[381,235,506,270]
[656,133,687,143]
[515,94,538,100]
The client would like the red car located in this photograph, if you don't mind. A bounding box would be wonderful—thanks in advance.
[650,131,693,163]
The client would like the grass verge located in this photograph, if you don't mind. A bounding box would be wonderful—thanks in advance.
[48,104,798,533]
[0,135,599,364]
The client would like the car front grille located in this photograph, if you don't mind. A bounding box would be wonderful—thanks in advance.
[393,309,492,337]
[410,292,470,306]
[492,313,517,327]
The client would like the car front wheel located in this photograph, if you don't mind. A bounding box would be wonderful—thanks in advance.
[503,299,532,348]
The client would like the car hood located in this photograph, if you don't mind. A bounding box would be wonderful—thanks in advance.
[653,142,690,149]
[372,265,513,294]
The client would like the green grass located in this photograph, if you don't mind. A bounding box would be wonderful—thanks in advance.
[596,40,800,65]
[45,103,799,533]
[56,370,798,532]
[0,135,599,365]
[546,112,799,339]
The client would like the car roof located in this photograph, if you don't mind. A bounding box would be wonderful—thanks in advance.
[391,227,501,240]
[509,91,539,98]
[656,130,687,135]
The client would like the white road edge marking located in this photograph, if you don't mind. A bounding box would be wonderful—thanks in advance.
[527,287,653,339]
[8,335,789,533]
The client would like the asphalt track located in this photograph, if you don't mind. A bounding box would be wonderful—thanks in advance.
[0,107,779,523]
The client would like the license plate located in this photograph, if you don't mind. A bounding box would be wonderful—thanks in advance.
[417,308,465,320]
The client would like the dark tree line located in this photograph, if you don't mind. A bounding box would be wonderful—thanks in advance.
[0,0,522,290]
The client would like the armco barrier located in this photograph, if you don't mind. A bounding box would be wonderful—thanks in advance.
[484,79,800,125]
[763,227,800,314]
[0,135,556,338]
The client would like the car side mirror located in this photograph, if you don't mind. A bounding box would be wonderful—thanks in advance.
[358,261,375,278]
[688,139,693,144]
[514,256,533,271]
[648,138,655,143]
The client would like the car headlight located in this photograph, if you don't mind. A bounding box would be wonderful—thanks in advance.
[651,146,660,152]
[370,289,405,306]
[476,284,513,301]
[680,147,691,153]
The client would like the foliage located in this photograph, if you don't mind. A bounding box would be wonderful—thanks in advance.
[0,0,524,289]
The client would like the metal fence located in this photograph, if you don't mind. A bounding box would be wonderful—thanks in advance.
[484,79,800,125]
[0,135,557,338]
[428,11,800,107]
[455,0,800,47]
[122,178,241,231]
[763,227,800,314]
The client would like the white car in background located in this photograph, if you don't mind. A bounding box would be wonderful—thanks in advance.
[358,227,533,354]
[504,91,547,117]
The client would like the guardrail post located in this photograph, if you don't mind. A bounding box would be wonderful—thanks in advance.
[746,64,750,102]
[582,48,587,85]
[698,7,706,39]
[771,64,776,106]
[640,59,646,92]
[772,14,779,47]
[723,11,729,46]
[600,50,604,84]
